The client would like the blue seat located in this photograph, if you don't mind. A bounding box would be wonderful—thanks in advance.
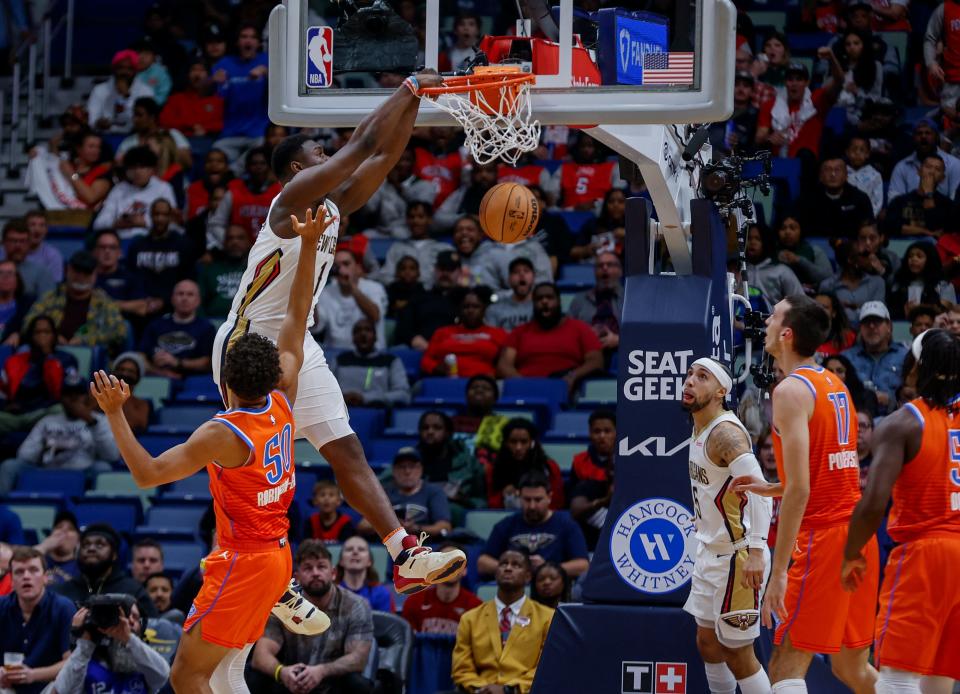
[136,504,207,540]
[500,378,568,412]
[345,408,385,441]
[384,408,457,437]
[368,237,394,263]
[413,378,468,406]
[557,264,595,289]
[388,347,423,380]
[293,471,318,504]
[73,498,140,534]
[164,474,211,498]
[15,469,86,497]
[153,405,221,433]
[161,542,205,573]
[558,210,595,234]
[366,438,416,466]
[137,434,188,456]
[174,376,222,403]
[545,411,590,440]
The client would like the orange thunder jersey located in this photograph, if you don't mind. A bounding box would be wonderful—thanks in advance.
[773,365,861,529]
[208,390,295,547]
[887,397,960,543]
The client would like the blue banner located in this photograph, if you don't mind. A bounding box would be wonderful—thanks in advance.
[593,8,669,85]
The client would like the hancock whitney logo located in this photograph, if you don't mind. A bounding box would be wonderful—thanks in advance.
[610,497,696,594]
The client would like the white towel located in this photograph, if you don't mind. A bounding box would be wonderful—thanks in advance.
[769,88,818,156]
[23,147,87,210]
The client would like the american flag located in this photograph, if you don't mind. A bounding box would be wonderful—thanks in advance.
[642,52,695,85]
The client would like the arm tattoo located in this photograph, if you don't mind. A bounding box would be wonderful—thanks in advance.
[706,422,752,467]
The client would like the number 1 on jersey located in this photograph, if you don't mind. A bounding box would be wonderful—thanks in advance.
[827,391,851,446]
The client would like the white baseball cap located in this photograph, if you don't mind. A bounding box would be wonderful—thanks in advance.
[859,301,890,322]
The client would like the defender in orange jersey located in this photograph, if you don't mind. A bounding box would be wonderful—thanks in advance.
[843,329,960,693]
[91,209,333,694]
[733,295,879,694]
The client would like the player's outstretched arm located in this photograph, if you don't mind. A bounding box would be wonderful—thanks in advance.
[276,209,333,404]
[90,371,250,487]
[841,408,918,590]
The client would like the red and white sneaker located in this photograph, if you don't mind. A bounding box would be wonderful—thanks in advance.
[392,532,467,595]
[271,578,330,635]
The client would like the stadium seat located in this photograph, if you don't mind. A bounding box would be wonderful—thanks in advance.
[367,438,416,466]
[413,378,468,405]
[892,321,911,344]
[476,583,498,602]
[94,471,154,496]
[384,408,457,437]
[9,504,57,537]
[15,469,86,498]
[543,442,586,473]
[464,510,513,541]
[164,474,211,499]
[388,347,423,380]
[325,543,391,579]
[293,471,318,504]
[747,10,787,31]
[161,542,205,573]
[73,498,140,534]
[545,411,590,440]
[137,504,206,538]
[500,378,568,412]
[174,375,222,403]
[580,379,617,406]
[369,238,394,262]
[153,405,221,433]
[345,408,386,441]
[59,345,98,378]
[557,264,595,289]
[135,377,172,410]
[557,210,595,233]
[294,439,327,466]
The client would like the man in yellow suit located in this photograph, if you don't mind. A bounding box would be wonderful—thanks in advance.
[452,549,555,694]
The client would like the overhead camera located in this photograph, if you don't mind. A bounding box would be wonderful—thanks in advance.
[698,151,772,211]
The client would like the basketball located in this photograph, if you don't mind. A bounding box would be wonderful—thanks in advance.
[478,182,540,244]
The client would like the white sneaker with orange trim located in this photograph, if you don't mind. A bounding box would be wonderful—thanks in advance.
[392,532,467,595]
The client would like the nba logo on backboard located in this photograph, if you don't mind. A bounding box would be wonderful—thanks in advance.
[654,663,686,693]
[305,26,333,88]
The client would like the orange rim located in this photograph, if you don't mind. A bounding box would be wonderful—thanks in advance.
[418,69,535,97]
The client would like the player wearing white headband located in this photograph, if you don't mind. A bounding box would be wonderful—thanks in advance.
[681,357,773,694]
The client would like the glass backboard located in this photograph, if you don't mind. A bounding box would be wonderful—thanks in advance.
[268,0,736,128]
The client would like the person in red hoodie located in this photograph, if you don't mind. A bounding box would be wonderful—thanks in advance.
[420,287,507,378]
[159,57,224,137]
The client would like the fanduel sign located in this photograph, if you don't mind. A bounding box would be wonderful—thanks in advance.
[614,14,668,85]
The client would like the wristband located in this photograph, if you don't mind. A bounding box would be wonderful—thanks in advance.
[403,76,420,95]
[274,664,283,682]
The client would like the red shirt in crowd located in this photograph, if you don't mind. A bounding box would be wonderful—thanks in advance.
[506,317,603,377]
[937,232,960,290]
[758,88,831,159]
[816,329,856,357]
[305,512,356,544]
[159,91,224,135]
[228,178,282,241]
[559,160,616,209]
[401,585,482,634]
[498,163,546,188]
[414,148,462,207]
[420,324,508,378]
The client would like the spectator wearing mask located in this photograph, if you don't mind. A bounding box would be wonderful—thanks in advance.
[421,287,507,378]
[1,218,55,300]
[818,240,886,326]
[530,562,571,610]
[571,189,627,262]
[558,132,623,211]
[115,97,191,170]
[498,283,604,396]
[709,71,760,157]
[356,147,437,238]
[126,200,194,304]
[206,147,281,247]
[304,480,358,544]
[159,58,224,137]
[21,211,64,283]
[568,251,623,356]
[198,224,251,318]
[36,510,81,585]
[886,241,956,318]
[139,280,215,379]
[0,315,78,434]
[569,410,616,550]
[795,157,874,240]
[488,419,564,511]
[845,136,884,216]
[86,50,155,134]
[52,598,170,694]
[840,301,908,414]
[385,255,425,319]
[336,536,394,613]
[332,318,410,408]
[144,572,185,625]
[888,119,960,199]
[452,549,555,694]
[51,524,157,619]
[823,353,880,417]
[0,374,119,494]
[0,259,33,341]
[743,224,804,309]
[24,250,128,356]
[814,292,857,356]
[775,216,833,288]
[107,352,151,433]
[379,202,455,288]
[92,230,159,324]
[486,257,535,332]
[884,155,952,239]
[92,146,177,240]
[130,540,164,585]
[252,540,374,694]
[313,248,388,351]
[451,214,501,288]
[394,252,463,349]
[0,547,73,693]
[857,220,900,283]
[210,24,270,163]
[401,545,481,634]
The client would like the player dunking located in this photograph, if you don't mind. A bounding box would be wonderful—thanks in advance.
[681,358,772,694]
[734,294,879,693]
[212,71,466,592]
[842,329,960,694]
[92,209,333,693]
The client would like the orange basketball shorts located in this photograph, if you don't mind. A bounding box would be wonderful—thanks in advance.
[774,524,879,653]
[183,543,292,649]
[875,534,960,680]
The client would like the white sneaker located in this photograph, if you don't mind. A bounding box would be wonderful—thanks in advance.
[271,579,330,635]
[393,532,467,595]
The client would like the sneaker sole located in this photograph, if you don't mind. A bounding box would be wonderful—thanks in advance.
[394,556,468,595]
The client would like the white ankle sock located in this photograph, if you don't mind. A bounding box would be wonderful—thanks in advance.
[704,662,736,694]
[738,668,772,694]
[383,527,410,560]
[772,678,807,693]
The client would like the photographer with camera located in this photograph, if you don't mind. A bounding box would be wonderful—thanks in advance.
[49,594,170,694]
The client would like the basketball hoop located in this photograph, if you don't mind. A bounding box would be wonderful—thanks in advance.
[417,66,541,166]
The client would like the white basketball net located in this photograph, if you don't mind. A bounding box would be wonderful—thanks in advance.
[426,81,541,166]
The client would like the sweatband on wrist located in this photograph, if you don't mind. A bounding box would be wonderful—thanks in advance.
[274,664,283,682]
[403,76,419,95]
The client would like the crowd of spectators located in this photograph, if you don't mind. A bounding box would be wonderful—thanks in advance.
[3,0,960,690]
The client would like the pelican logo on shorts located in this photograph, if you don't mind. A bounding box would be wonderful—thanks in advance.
[721,612,759,631]
[610,497,695,595]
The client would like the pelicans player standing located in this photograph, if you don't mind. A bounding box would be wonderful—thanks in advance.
[735,294,879,693]
[843,329,960,693]
[212,71,465,592]
[92,209,333,693]
[681,357,772,694]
